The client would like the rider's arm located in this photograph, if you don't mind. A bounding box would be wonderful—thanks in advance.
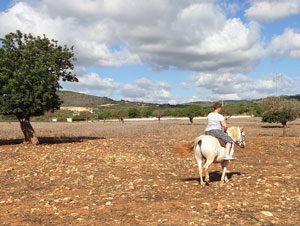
[221,120,227,131]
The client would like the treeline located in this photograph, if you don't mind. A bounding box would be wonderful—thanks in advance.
[12,101,262,123]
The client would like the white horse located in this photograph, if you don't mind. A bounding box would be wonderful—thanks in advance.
[175,127,246,185]
[195,127,246,185]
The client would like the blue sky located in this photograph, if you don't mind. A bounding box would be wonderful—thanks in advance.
[0,0,300,103]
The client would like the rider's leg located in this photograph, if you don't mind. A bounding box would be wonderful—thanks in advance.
[224,142,235,160]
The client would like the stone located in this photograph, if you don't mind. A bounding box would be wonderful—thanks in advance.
[260,211,273,217]
[105,201,112,206]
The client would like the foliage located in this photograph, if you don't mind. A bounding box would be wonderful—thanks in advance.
[182,105,204,124]
[140,106,156,118]
[222,102,263,117]
[51,110,73,121]
[261,97,300,136]
[153,108,164,121]
[0,30,77,143]
[96,110,112,121]
[113,109,128,121]
[128,108,141,118]
[0,114,17,121]
[73,111,93,121]
[261,97,299,125]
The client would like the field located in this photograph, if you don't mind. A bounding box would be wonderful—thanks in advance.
[0,118,299,225]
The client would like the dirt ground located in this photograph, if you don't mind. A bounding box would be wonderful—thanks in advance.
[0,118,299,225]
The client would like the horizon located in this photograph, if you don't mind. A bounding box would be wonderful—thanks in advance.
[1,0,300,104]
[60,90,300,105]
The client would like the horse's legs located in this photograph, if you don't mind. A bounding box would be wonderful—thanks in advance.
[203,159,213,183]
[221,161,229,182]
[194,144,205,185]
[198,160,204,186]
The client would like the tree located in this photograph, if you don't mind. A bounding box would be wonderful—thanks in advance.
[141,106,155,118]
[113,109,128,123]
[153,108,163,122]
[0,31,77,144]
[183,105,203,124]
[261,97,300,136]
[97,110,112,123]
[128,108,141,118]
[73,111,93,121]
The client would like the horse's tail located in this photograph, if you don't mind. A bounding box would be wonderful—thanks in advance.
[173,142,194,155]
[173,136,202,156]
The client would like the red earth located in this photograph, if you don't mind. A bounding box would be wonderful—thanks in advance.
[0,118,299,225]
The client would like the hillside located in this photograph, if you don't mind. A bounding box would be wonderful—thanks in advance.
[59,91,116,108]
[59,91,161,109]
[59,91,300,109]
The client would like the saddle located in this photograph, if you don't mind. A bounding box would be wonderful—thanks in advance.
[207,135,226,148]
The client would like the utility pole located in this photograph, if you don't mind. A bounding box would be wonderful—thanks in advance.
[274,72,284,97]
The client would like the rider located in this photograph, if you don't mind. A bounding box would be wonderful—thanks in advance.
[205,102,235,160]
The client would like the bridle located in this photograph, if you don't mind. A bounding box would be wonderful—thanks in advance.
[235,128,245,148]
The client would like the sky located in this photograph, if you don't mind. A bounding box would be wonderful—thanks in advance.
[0,0,300,104]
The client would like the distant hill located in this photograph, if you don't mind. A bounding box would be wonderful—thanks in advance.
[286,94,300,101]
[59,91,300,109]
[59,91,116,108]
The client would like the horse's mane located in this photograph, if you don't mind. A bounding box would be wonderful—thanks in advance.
[227,126,240,141]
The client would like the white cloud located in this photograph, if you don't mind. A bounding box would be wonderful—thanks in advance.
[191,73,296,100]
[61,72,119,97]
[0,2,141,67]
[270,29,300,58]
[120,78,174,104]
[61,71,176,104]
[246,0,300,22]
[0,0,264,73]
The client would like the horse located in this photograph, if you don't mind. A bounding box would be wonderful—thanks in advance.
[175,126,246,185]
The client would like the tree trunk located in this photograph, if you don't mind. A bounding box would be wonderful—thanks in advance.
[17,117,39,145]
[282,121,287,137]
[158,116,161,123]
[189,117,194,124]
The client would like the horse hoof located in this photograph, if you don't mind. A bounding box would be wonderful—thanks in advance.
[200,182,206,186]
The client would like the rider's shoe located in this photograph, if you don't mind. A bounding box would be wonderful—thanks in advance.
[224,155,235,160]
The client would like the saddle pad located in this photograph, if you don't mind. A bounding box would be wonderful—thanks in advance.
[207,135,226,148]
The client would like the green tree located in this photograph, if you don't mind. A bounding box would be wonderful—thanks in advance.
[113,109,128,123]
[141,106,155,118]
[97,110,112,123]
[73,111,93,121]
[183,105,203,124]
[261,97,299,136]
[153,108,163,122]
[128,108,141,118]
[0,31,77,144]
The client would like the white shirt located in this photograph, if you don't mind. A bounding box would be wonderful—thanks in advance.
[205,112,225,131]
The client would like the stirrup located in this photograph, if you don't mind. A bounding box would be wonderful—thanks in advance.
[224,155,235,160]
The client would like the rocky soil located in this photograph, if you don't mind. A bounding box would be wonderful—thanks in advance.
[0,118,299,225]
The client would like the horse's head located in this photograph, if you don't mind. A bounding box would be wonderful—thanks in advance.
[227,126,246,148]
[236,127,246,148]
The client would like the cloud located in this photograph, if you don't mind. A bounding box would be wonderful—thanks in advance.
[120,78,175,104]
[61,71,176,104]
[246,0,300,22]
[269,28,300,58]
[0,0,264,73]
[0,2,141,67]
[191,72,296,100]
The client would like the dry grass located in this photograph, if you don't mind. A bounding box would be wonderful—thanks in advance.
[0,118,299,225]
